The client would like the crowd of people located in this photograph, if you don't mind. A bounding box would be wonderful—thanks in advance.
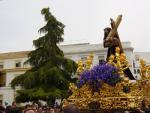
[0,101,62,113]
[1,101,150,113]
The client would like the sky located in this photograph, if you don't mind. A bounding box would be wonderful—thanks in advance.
[0,0,150,53]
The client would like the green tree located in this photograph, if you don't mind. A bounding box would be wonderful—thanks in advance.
[11,8,77,104]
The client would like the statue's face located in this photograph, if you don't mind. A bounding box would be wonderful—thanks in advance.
[103,27,112,47]
[104,28,110,34]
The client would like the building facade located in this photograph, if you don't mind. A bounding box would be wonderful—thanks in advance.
[0,51,30,105]
[0,42,147,105]
[132,52,150,79]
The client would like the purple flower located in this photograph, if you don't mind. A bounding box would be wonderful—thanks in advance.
[77,64,122,92]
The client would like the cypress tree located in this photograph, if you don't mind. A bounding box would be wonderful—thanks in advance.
[11,8,77,104]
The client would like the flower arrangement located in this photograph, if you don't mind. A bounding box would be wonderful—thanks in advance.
[77,63,122,93]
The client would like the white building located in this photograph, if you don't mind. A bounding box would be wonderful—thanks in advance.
[0,51,30,105]
[0,42,148,105]
[133,52,150,79]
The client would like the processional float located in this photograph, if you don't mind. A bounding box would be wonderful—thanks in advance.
[62,15,150,111]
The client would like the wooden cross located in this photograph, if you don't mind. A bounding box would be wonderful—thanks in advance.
[107,15,122,38]
[105,15,135,80]
[107,15,124,53]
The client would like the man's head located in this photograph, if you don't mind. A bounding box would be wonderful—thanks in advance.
[104,27,111,38]
[63,104,80,113]
[12,101,16,107]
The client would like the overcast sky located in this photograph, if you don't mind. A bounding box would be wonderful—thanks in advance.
[0,0,150,53]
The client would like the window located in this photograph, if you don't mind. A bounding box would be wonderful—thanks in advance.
[81,56,87,67]
[133,60,135,68]
[134,69,136,74]
[137,69,140,74]
[15,61,21,68]
[0,62,4,68]
[98,55,105,64]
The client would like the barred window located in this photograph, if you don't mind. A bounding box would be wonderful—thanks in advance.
[15,61,21,68]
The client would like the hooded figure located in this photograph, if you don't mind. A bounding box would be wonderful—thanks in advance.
[103,27,135,80]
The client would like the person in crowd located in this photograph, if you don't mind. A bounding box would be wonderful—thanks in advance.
[37,106,43,113]
[62,104,80,113]
[11,101,17,108]
[32,106,38,113]
[24,104,35,113]
[41,106,47,113]
[49,107,55,113]
[5,105,11,113]
[0,102,5,113]
[11,107,22,113]
[25,110,35,113]
[144,105,150,113]
[131,108,145,113]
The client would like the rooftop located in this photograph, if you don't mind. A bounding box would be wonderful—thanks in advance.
[0,51,30,60]
[0,42,133,60]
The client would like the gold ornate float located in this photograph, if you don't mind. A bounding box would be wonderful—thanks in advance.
[62,15,150,110]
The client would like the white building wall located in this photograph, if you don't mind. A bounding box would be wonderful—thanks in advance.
[6,71,25,86]
[124,49,134,73]
[0,87,14,106]
[133,52,150,79]
[3,59,14,69]
[1,58,28,69]
[0,57,29,105]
